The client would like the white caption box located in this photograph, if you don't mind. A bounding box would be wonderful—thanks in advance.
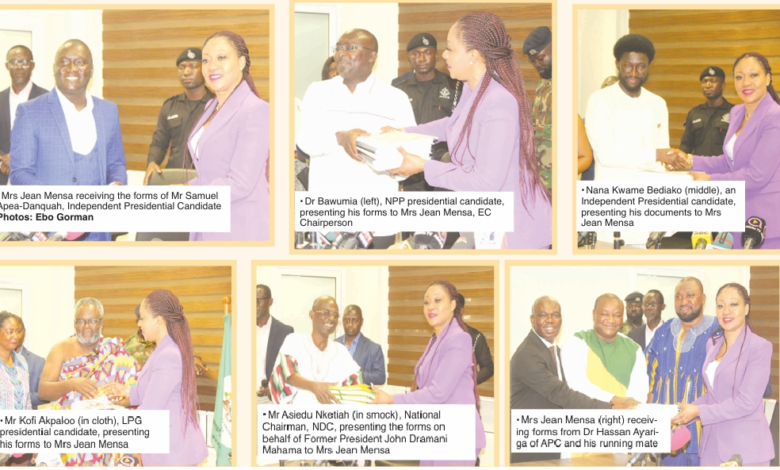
[0,186,230,232]
[576,181,745,232]
[257,404,475,460]
[510,408,676,453]
[294,191,513,232]
[0,411,169,453]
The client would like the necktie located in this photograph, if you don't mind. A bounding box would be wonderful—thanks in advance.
[549,345,558,371]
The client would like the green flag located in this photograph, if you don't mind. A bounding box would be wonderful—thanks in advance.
[211,313,232,466]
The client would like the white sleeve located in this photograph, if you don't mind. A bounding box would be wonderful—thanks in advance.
[627,346,650,403]
[656,98,670,149]
[584,91,657,169]
[560,334,615,403]
[297,83,342,157]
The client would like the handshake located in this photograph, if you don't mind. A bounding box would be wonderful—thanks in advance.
[610,396,641,410]
[656,148,693,171]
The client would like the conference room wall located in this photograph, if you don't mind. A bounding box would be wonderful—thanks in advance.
[576,9,627,115]
[0,10,104,97]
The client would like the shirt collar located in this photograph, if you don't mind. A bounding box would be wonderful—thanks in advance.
[336,73,376,94]
[532,329,556,349]
[10,80,33,99]
[55,87,93,114]
[341,332,362,344]
[647,319,663,333]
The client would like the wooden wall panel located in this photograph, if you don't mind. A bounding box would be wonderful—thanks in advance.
[74,266,232,411]
[629,10,780,147]
[387,266,495,396]
[397,3,552,98]
[102,10,271,171]
[749,266,779,400]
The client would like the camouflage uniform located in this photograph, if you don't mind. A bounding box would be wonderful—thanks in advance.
[125,332,156,368]
[532,78,552,191]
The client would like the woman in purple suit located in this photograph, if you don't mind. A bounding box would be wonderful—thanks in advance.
[387,11,552,249]
[187,31,270,241]
[669,53,780,248]
[103,290,207,466]
[672,283,774,466]
[372,281,486,466]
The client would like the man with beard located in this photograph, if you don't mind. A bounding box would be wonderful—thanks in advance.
[584,34,674,182]
[621,291,644,334]
[0,45,47,183]
[628,289,665,351]
[561,294,648,403]
[646,277,718,466]
[38,297,138,466]
[269,296,363,404]
[523,26,552,191]
[335,304,385,385]
[144,47,214,184]
[679,66,734,157]
[510,296,637,463]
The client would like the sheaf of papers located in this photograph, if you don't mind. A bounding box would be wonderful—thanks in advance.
[329,384,376,404]
[356,131,436,179]
[71,395,125,410]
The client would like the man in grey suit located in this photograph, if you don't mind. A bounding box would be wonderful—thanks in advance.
[510,296,638,463]
[12,315,47,409]
[336,305,385,385]
[256,284,293,398]
[0,45,47,184]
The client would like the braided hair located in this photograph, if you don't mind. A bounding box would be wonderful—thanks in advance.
[144,290,199,429]
[453,12,550,207]
[419,281,481,412]
[204,31,260,99]
[733,52,780,106]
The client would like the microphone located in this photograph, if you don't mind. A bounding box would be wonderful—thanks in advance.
[411,232,446,249]
[646,232,666,249]
[613,232,624,250]
[721,454,742,467]
[452,232,475,249]
[712,232,734,249]
[670,425,691,451]
[626,453,647,466]
[691,232,712,249]
[356,232,373,249]
[47,232,68,242]
[743,216,766,249]
[65,232,85,241]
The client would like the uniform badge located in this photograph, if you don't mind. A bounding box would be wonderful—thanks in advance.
[721,114,729,123]
[692,118,701,124]
[708,68,715,75]
[529,49,537,55]
[187,50,195,59]
[422,37,430,46]
[167,114,179,120]
[439,88,450,99]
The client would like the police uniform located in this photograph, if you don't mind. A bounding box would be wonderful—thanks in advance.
[394,33,461,192]
[147,48,215,170]
[679,66,734,157]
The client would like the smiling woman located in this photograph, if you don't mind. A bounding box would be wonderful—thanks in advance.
[0,312,31,411]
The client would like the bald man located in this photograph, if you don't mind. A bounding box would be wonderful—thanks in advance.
[10,39,126,240]
[297,29,415,248]
[269,296,363,404]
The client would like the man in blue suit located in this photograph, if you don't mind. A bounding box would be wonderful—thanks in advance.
[12,315,47,409]
[10,39,127,241]
[335,305,385,385]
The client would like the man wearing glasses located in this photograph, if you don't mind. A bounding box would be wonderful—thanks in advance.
[10,40,127,240]
[297,29,415,248]
[627,289,665,351]
[255,284,293,399]
[393,33,460,192]
[36,297,138,464]
[0,45,47,184]
[269,295,363,404]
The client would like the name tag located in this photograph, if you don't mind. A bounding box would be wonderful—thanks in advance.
[167,114,179,120]
[692,118,702,124]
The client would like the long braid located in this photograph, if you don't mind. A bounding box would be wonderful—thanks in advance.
[145,290,199,430]
[453,12,550,208]
[426,281,481,413]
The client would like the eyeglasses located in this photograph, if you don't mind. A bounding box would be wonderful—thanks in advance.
[6,59,32,69]
[75,319,101,327]
[331,44,375,55]
[314,310,339,320]
[643,302,660,308]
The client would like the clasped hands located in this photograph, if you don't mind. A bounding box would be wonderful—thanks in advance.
[335,127,425,177]
[656,149,711,181]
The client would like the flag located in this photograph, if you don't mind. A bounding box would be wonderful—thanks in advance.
[211,313,232,466]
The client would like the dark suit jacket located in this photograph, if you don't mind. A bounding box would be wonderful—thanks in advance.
[336,333,386,385]
[0,83,48,184]
[467,325,494,384]
[19,346,46,409]
[264,317,293,381]
[510,330,611,463]
[627,323,647,351]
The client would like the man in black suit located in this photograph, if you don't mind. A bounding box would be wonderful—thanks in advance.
[627,289,665,351]
[335,305,386,385]
[0,45,47,183]
[256,284,293,398]
[510,296,638,463]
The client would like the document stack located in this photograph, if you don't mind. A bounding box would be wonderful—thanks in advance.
[356,131,436,179]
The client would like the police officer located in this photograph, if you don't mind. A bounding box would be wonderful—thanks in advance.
[679,66,733,157]
[523,26,552,192]
[393,32,460,192]
[144,47,215,184]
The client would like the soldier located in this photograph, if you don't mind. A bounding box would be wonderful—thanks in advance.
[523,26,552,192]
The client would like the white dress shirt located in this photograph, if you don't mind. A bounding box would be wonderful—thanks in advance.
[256,317,272,388]
[297,73,417,193]
[9,80,33,130]
[55,88,97,155]
[645,319,663,347]
[585,82,670,181]
[705,359,719,389]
